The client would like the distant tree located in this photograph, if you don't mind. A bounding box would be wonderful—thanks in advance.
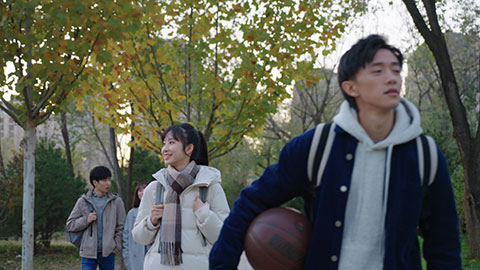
[210,141,258,208]
[243,66,344,213]
[264,68,343,146]
[290,69,343,130]
[128,146,163,185]
[123,146,164,210]
[34,139,86,248]
[89,0,365,161]
[402,0,480,257]
[0,150,23,237]
[59,111,73,174]
[61,104,141,209]
[404,33,478,169]
[0,1,142,267]
[79,108,126,200]
[0,142,19,225]
[405,31,480,239]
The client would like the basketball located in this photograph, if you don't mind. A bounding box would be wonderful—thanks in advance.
[244,207,313,270]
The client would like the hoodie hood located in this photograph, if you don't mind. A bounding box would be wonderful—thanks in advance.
[333,98,422,149]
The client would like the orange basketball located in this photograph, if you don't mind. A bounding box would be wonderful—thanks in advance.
[244,207,313,270]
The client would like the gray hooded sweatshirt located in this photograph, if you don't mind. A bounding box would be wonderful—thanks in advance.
[332,98,422,269]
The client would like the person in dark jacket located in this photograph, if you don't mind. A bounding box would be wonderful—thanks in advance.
[209,34,461,270]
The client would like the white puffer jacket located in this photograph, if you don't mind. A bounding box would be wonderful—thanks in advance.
[132,165,229,270]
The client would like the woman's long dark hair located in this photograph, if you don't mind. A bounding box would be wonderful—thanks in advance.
[132,182,148,208]
[161,123,209,166]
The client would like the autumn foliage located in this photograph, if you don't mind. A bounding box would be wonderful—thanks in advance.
[88,0,364,158]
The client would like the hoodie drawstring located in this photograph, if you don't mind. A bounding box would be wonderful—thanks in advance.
[383,144,394,216]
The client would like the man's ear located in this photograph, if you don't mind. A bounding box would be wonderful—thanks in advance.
[92,180,98,187]
[342,80,359,98]
[185,144,194,156]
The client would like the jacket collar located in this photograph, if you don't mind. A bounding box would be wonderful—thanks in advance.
[152,165,221,188]
[84,189,116,202]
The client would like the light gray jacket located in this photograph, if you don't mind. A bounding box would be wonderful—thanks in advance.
[123,207,146,270]
[66,190,126,259]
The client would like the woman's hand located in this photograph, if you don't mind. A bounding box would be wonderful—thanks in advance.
[193,196,205,212]
[150,204,164,226]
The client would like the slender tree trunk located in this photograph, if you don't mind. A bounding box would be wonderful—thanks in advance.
[21,8,35,269]
[126,106,135,210]
[126,126,135,210]
[109,127,123,199]
[402,0,480,257]
[22,122,35,270]
[0,139,5,176]
[465,175,480,255]
[0,139,13,225]
[126,145,134,210]
[60,112,73,175]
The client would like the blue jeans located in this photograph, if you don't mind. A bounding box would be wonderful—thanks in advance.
[81,252,115,270]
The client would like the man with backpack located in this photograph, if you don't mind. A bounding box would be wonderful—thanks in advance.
[66,166,126,270]
[209,35,461,269]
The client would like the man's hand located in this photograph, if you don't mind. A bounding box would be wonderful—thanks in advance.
[87,211,97,223]
[150,205,164,226]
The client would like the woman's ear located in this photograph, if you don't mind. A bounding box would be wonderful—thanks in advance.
[342,80,359,98]
[185,144,194,156]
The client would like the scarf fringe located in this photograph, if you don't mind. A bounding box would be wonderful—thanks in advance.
[159,162,199,266]
[160,241,183,265]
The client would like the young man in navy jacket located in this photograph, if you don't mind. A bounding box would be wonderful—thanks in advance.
[209,35,461,269]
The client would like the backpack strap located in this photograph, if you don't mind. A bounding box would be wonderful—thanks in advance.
[307,122,336,187]
[82,198,94,213]
[306,122,336,220]
[416,134,438,187]
[156,182,164,205]
[308,125,439,188]
[198,186,209,246]
[199,186,208,203]
[81,197,95,237]
[155,182,165,253]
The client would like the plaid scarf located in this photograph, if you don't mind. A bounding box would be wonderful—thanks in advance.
[160,161,200,265]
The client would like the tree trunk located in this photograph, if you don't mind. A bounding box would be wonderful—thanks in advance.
[0,139,8,224]
[402,0,480,257]
[0,139,5,176]
[464,174,480,256]
[22,122,36,270]
[125,104,136,210]
[60,112,73,174]
[109,127,124,199]
[126,142,135,210]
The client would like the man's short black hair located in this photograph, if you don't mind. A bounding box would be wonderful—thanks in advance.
[89,166,112,186]
[337,34,404,110]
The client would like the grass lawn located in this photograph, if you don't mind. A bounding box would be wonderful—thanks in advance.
[459,234,480,269]
[0,240,123,270]
[1,235,479,269]
[419,233,479,269]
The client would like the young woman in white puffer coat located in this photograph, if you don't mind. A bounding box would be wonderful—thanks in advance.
[132,123,251,270]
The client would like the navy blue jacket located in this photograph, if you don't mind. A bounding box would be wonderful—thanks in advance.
[209,126,461,269]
